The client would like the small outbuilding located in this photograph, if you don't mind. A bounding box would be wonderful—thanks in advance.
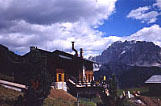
[145,75,161,94]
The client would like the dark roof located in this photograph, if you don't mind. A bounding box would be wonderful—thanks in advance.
[53,50,74,58]
[145,75,161,84]
[83,58,98,64]
[53,50,94,63]
[23,48,94,63]
[23,48,52,57]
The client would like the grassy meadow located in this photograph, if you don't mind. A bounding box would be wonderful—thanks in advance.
[0,85,96,106]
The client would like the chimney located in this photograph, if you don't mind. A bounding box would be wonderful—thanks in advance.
[80,48,83,58]
[72,42,78,56]
[30,46,36,51]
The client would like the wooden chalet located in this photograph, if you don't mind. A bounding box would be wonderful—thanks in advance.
[19,42,99,95]
[145,75,161,95]
[49,49,95,92]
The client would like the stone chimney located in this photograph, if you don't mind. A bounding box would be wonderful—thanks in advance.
[30,46,36,51]
[80,48,83,58]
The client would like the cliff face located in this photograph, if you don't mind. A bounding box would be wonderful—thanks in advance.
[94,41,161,88]
[96,41,161,67]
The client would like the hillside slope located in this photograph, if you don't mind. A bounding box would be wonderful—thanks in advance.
[49,88,77,101]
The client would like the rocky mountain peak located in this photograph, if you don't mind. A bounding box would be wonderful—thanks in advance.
[95,40,161,67]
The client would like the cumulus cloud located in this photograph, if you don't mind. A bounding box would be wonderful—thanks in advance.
[85,24,161,57]
[1,0,161,58]
[96,24,161,54]
[0,0,117,56]
[127,6,160,24]
[126,24,161,46]
[153,0,161,9]
[0,0,117,26]
[0,20,121,57]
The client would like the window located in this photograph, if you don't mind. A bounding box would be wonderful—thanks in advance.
[58,74,62,82]
[88,74,91,82]
[56,69,65,82]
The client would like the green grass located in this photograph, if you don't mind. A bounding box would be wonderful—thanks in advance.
[44,98,96,106]
[0,85,23,106]
[79,98,97,106]
[0,85,96,106]
[44,98,75,106]
[79,97,101,103]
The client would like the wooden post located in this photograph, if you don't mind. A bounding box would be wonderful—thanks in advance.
[77,93,79,106]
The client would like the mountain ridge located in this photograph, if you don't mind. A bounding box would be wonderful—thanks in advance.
[95,40,161,67]
[93,40,161,88]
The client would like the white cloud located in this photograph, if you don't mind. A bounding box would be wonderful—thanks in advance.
[1,21,161,57]
[153,0,161,9]
[0,0,117,26]
[127,6,160,24]
[1,0,160,58]
[0,20,120,56]
[1,21,160,57]
[94,24,161,56]
[83,23,161,56]
[0,0,117,56]
[126,24,161,46]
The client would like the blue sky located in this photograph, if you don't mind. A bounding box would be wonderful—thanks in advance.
[0,0,161,57]
[98,0,161,37]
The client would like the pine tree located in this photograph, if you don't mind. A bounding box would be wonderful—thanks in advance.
[23,49,53,106]
[109,74,118,101]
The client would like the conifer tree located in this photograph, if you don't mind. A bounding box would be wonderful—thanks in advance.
[109,74,117,101]
[23,49,53,106]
